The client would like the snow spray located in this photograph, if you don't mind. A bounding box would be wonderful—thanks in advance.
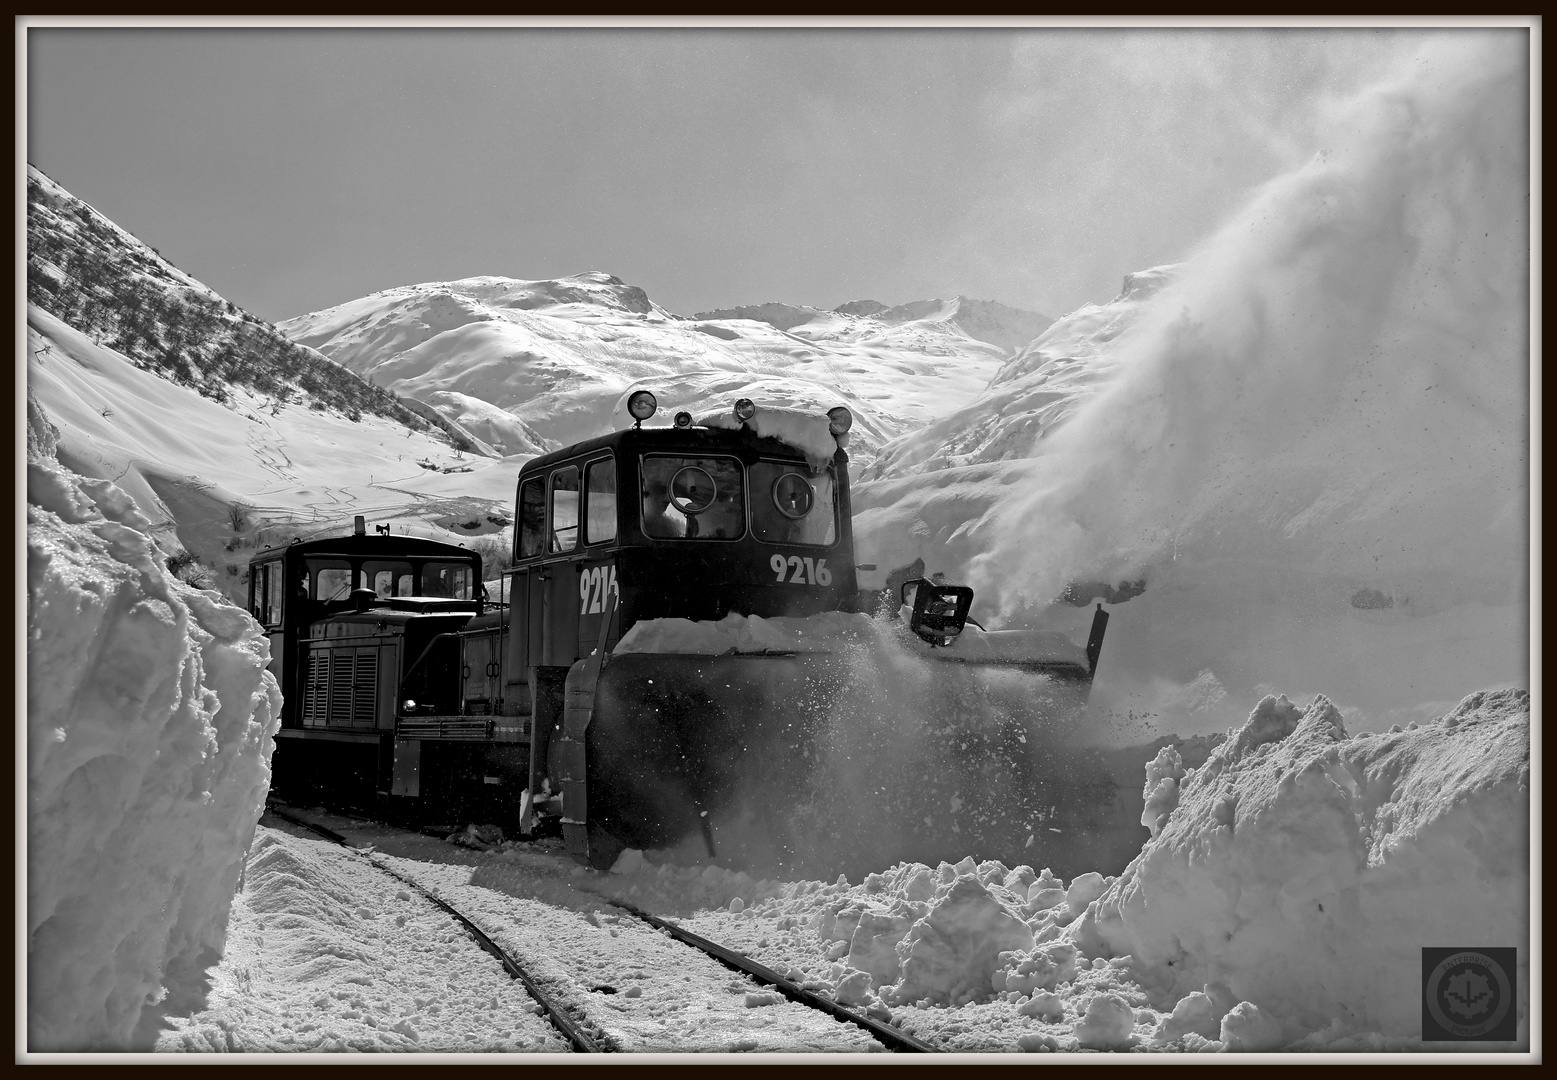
[973,33,1528,612]
[965,34,1528,733]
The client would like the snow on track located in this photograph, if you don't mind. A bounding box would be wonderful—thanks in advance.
[153,822,569,1053]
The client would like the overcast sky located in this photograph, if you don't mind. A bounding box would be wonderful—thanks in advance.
[26,25,1490,324]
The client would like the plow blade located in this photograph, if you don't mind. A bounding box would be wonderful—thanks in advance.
[578,629,1149,879]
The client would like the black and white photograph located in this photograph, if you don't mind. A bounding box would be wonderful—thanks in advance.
[21,17,1535,1060]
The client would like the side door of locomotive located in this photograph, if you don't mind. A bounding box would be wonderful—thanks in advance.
[538,461,583,667]
[574,454,621,654]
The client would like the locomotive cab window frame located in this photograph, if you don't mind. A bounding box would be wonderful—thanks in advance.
[517,476,546,561]
[310,559,354,603]
[421,561,475,600]
[750,459,839,547]
[639,453,747,541]
[584,456,617,545]
[250,558,285,626]
[549,466,581,554]
[363,559,414,599]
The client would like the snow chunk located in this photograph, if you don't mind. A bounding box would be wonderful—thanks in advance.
[1220,1000,1286,1051]
[1073,992,1137,1050]
[1070,689,1531,1048]
[1140,744,1186,838]
[1153,990,1224,1043]
[881,876,1034,1006]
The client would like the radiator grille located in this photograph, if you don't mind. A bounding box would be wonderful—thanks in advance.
[300,646,380,729]
[352,652,378,724]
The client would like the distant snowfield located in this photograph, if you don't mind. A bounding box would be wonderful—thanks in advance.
[277,273,1017,461]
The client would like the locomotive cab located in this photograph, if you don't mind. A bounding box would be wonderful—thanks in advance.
[250,517,485,815]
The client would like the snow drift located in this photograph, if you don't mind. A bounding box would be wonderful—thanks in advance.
[26,390,282,1050]
[1068,687,1530,1049]
[660,685,1527,1052]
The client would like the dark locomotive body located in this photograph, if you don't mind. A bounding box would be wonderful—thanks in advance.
[258,419,863,832]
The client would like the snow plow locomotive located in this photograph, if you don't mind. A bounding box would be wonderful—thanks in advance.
[258,392,1128,875]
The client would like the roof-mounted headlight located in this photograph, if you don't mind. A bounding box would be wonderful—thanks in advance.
[734,398,757,422]
[627,389,658,425]
[673,411,693,429]
[827,406,853,435]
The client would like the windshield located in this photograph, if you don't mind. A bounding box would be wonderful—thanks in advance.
[750,461,837,546]
[640,455,745,539]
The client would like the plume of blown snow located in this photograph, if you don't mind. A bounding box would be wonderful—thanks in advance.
[968,34,1528,618]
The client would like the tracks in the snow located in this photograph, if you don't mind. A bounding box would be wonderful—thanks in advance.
[265,804,604,1053]
[263,804,936,1054]
[605,898,934,1053]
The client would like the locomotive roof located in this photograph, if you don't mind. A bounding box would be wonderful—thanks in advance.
[248,532,481,565]
[518,423,841,479]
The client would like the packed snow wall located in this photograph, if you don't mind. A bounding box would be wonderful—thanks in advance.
[1068,687,1530,1049]
[26,389,282,1050]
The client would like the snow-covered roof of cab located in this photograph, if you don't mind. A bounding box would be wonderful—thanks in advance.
[694,403,844,470]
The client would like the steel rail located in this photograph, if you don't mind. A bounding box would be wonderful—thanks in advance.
[605,897,937,1053]
[264,803,605,1054]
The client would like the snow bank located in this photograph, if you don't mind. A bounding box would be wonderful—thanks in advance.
[26,390,281,1050]
[1067,688,1531,1049]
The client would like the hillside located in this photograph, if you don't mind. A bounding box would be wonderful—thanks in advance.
[861,267,1177,481]
[25,165,483,453]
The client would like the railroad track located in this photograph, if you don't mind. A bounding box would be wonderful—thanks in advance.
[264,803,605,1053]
[262,804,935,1054]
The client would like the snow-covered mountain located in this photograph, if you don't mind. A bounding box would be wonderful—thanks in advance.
[277,277,1048,462]
[860,267,1177,481]
[26,166,485,452]
[25,169,521,604]
[694,295,1054,355]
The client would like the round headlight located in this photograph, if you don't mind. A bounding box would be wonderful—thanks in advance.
[673,411,693,429]
[734,398,757,422]
[669,465,716,514]
[627,390,658,422]
[772,473,814,519]
[827,406,853,435]
[402,699,417,712]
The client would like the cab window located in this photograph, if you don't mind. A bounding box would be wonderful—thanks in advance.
[751,462,838,546]
[364,560,413,599]
[422,562,474,600]
[550,467,580,553]
[517,477,545,559]
[250,559,284,625]
[641,455,745,540]
[585,457,617,544]
[311,560,354,602]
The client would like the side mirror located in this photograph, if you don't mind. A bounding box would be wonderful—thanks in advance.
[902,578,974,646]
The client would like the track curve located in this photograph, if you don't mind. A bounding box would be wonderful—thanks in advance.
[264,804,936,1053]
[264,803,604,1053]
